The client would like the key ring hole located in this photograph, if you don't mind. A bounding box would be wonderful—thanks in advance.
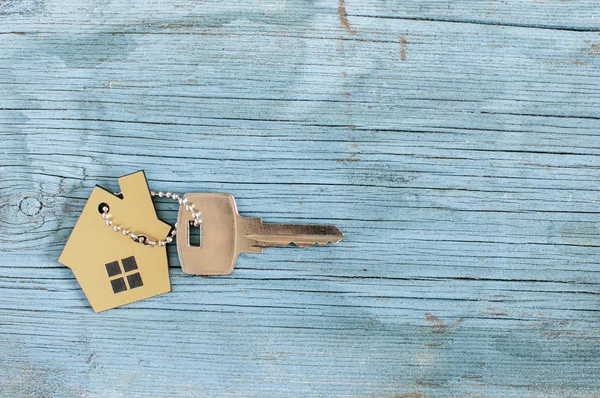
[98,202,109,214]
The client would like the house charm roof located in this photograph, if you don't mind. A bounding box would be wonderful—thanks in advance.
[58,171,172,312]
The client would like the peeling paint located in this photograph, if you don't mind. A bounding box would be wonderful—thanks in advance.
[337,0,354,34]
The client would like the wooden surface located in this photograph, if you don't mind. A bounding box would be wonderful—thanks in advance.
[2,0,600,396]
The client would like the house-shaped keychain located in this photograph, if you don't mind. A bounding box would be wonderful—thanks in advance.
[59,171,172,312]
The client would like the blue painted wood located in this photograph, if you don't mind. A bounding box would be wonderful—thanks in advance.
[1,0,600,396]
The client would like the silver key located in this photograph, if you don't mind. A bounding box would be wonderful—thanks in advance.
[176,193,343,275]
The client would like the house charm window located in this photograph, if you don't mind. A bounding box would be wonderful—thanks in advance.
[105,256,144,294]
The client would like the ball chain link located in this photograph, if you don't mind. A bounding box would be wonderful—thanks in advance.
[100,191,201,247]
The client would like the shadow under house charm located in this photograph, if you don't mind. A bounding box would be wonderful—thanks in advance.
[59,170,343,312]
[58,171,172,312]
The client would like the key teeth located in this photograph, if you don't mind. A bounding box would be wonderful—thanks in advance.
[254,240,339,249]
[246,226,343,249]
[293,239,341,248]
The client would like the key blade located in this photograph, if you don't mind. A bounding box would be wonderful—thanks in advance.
[243,222,343,248]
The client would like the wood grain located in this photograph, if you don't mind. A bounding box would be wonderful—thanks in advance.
[1,0,600,396]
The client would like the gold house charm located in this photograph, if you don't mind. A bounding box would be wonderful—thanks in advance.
[59,171,172,312]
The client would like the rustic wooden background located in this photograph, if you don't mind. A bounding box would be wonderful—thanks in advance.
[2,0,600,396]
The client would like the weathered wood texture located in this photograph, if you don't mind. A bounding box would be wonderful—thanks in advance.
[1,0,600,396]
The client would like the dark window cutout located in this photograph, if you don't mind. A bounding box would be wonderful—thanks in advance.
[107,256,143,294]
[111,277,127,294]
[122,256,138,272]
[105,261,121,277]
[127,272,144,289]
[189,221,201,247]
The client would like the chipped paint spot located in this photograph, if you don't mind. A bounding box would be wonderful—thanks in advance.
[335,151,360,162]
[399,36,407,61]
[424,313,463,334]
[337,0,354,34]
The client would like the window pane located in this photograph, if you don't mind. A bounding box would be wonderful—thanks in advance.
[105,261,121,277]
[127,273,143,289]
[110,277,127,294]
[121,256,138,272]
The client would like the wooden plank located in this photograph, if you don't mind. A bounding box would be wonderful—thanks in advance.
[1,0,600,396]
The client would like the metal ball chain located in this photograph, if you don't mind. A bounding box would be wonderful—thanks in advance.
[100,191,201,247]
[151,191,202,227]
